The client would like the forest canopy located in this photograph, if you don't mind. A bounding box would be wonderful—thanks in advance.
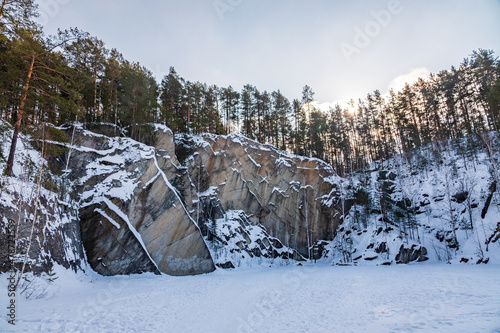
[1,1,499,176]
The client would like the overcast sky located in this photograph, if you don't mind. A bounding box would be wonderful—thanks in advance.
[37,0,500,107]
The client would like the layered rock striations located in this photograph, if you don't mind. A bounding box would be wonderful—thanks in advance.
[3,121,498,278]
[67,125,343,275]
[175,133,343,258]
[3,122,344,277]
[66,125,216,276]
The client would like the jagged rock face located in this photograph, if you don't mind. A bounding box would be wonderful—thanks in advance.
[0,121,85,276]
[67,126,215,276]
[1,122,344,276]
[395,245,428,264]
[175,134,343,257]
[0,182,85,275]
[201,206,305,268]
[69,125,343,275]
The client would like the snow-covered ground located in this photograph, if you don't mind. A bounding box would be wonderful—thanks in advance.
[2,264,499,333]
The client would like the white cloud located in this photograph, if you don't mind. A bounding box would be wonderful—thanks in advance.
[388,67,431,92]
[314,99,352,112]
[313,68,432,112]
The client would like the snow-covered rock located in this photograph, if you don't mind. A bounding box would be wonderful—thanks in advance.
[204,210,305,269]
[67,125,215,276]
[324,134,500,266]
[2,120,500,279]
[174,132,344,261]
[0,122,85,275]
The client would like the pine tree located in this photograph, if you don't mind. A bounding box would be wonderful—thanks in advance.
[220,85,240,134]
[240,84,255,139]
[0,0,38,36]
[4,28,83,176]
[271,90,291,150]
[119,61,158,139]
[101,48,124,127]
[64,34,108,122]
[309,108,327,160]
[160,67,184,132]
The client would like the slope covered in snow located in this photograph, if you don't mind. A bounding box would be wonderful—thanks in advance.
[0,121,86,276]
[324,134,500,266]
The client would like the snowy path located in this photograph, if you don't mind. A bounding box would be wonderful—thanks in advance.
[2,264,500,333]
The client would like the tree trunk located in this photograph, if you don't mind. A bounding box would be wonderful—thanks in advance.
[5,54,35,176]
[131,102,136,140]
[15,124,46,290]
[0,0,7,22]
[187,99,191,134]
[93,74,98,121]
[226,104,229,135]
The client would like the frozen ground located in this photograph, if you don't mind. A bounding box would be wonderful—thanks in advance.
[1,264,500,333]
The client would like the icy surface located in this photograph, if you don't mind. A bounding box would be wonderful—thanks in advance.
[1,264,499,332]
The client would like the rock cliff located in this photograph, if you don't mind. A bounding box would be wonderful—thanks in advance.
[66,125,216,276]
[0,123,85,276]
[66,125,343,274]
[2,121,499,278]
[2,122,343,277]
[175,133,343,258]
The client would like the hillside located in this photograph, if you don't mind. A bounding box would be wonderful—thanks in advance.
[1,120,500,283]
[323,134,500,266]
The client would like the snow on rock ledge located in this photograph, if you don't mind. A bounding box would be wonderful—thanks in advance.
[175,132,344,260]
[0,122,85,275]
[67,125,215,276]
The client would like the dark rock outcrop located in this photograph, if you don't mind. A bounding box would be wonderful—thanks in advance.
[395,244,428,264]
[0,184,85,275]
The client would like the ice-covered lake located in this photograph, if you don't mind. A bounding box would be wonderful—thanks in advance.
[2,264,500,332]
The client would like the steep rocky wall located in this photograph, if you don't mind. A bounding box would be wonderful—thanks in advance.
[175,133,343,257]
[66,125,215,276]
[0,179,85,275]
[1,121,345,276]
[69,125,344,272]
[0,121,85,276]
